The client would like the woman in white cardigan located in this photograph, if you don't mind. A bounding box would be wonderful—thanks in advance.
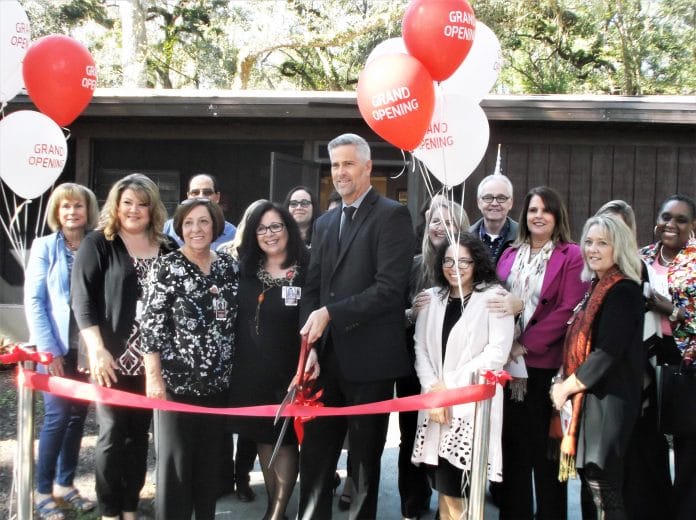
[411,233,514,520]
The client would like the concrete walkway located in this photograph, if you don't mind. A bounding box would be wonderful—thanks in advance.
[214,413,582,519]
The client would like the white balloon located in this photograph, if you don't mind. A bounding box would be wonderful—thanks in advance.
[0,0,31,107]
[441,22,502,101]
[365,37,408,65]
[413,93,490,188]
[0,110,67,199]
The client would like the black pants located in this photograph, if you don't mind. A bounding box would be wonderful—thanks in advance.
[396,371,432,517]
[623,410,673,519]
[219,434,257,493]
[579,461,626,520]
[298,344,394,519]
[154,391,228,520]
[499,366,567,520]
[94,375,151,516]
[673,434,696,520]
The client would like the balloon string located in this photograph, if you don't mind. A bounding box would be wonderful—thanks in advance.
[390,149,408,180]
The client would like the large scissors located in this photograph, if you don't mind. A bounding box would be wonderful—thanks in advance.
[269,336,313,467]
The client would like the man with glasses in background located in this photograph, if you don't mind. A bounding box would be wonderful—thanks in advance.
[163,173,237,250]
[470,174,518,265]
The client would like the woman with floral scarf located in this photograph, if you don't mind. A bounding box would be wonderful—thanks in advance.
[491,186,588,519]
[551,214,644,519]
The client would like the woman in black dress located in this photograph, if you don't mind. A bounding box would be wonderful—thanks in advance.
[229,201,309,520]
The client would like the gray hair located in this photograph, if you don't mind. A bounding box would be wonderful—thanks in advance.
[328,133,371,162]
[580,214,642,283]
[595,200,637,236]
[477,174,514,198]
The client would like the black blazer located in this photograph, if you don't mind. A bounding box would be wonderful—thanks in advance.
[301,188,415,382]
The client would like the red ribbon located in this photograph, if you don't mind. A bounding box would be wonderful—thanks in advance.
[17,368,508,419]
[0,345,53,366]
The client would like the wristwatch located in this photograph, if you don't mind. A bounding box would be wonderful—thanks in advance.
[668,307,679,322]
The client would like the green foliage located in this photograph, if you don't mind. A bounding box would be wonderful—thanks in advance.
[20,0,696,94]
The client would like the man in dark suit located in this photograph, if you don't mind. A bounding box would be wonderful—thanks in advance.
[298,133,415,519]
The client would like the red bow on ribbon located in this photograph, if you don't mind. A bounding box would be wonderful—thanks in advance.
[481,369,512,387]
[0,345,53,366]
[292,386,324,444]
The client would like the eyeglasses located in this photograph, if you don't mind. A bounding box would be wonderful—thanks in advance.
[289,199,312,209]
[188,188,216,197]
[256,222,285,235]
[442,257,475,269]
[181,197,211,205]
[480,194,510,204]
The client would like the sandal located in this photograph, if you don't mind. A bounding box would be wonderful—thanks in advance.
[35,497,65,520]
[54,488,96,512]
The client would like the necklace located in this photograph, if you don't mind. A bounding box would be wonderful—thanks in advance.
[255,262,298,335]
[659,245,675,266]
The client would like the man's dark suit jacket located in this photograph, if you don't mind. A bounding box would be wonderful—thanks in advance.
[301,188,415,383]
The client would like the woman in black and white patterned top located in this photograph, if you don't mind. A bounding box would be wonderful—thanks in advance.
[141,198,238,520]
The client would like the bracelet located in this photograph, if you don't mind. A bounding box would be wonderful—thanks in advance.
[406,309,416,325]
[668,306,679,322]
[551,375,563,385]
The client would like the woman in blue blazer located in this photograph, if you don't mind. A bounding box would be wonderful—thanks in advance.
[24,183,99,519]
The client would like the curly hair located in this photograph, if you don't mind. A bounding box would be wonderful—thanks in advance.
[433,232,499,298]
[99,173,167,243]
[237,201,308,275]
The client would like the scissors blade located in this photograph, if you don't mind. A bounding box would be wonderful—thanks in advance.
[268,416,291,468]
[274,386,297,426]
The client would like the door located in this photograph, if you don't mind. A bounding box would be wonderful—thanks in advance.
[269,152,320,203]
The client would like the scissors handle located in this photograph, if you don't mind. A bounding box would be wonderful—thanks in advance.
[295,336,312,389]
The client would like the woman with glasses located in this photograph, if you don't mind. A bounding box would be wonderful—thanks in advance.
[411,233,514,520]
[229,201,310,520]
[491,186,588,520]
[284,186,319,246]
[141,198,238,520]
[397,195,469,518]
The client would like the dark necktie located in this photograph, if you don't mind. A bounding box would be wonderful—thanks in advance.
[339,206,356,251]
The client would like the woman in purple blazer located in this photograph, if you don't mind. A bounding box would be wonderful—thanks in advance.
[490,186,588,520]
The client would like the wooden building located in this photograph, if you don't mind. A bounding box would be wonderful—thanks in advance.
[1,91,695,338]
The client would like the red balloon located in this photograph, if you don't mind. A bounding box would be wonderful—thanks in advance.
[402,0,477,81]
[357,54,435,152]
[22,35,97,127]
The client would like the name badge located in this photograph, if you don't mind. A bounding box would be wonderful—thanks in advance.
[282,286,301,306]
[214,297,228,320]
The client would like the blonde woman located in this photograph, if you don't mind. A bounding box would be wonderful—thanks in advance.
[71,173,177,520]
[25,183,99,520]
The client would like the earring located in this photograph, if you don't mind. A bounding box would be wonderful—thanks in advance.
[690,230,695,241]
[654,225,660,237]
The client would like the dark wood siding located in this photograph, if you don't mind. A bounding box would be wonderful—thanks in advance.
[463,122,696,247]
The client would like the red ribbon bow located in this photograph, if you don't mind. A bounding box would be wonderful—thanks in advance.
[481,369,512,386]
[292,385,324,443]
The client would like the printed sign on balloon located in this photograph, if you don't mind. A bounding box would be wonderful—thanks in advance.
[0,0,31,107]
[413,93,489,187]
[402,0,476,81]
[357,53,435,152]
[22,34,97,127]
[0,110,67,200]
